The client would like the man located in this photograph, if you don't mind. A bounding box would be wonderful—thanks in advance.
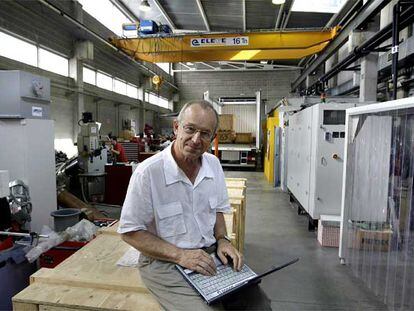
[118,100,271,310]
[110,136,128,163]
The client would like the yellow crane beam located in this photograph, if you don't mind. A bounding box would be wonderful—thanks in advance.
[110,28,339,63]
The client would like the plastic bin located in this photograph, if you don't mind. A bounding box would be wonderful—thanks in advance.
[50,208,81,232]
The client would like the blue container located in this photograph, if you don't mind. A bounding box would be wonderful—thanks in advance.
[139,20,158,35]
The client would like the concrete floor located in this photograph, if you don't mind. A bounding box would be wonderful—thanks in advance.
[224,170,388,311]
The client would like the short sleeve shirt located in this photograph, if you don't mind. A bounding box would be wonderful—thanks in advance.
[117,143,231,249]
[115,143,128,163]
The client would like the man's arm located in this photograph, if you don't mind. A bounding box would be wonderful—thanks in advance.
[214,212,243,271]
[110,146,120,155]
[121,230,217,276]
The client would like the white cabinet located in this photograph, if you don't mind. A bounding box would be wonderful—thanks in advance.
[287,103,357,219]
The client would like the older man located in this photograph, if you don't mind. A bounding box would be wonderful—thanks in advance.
[118,100,271,310]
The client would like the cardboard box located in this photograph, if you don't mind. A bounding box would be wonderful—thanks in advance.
[235,133,252,144]
[119,129,135,141]
[317,215,341,248]
[219,114,234,131]
[353,228,392,252]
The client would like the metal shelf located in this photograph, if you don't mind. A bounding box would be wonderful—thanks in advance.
[221,163,255,168]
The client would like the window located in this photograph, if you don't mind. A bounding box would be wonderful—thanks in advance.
[127,83,138,99]
[113,78,127,95]
[147,92,169,109]
[291,0,346,13]
[0,31,37,66]
[83,67,96,85]
[77,0,131,36]
[38,48,68,76]
[96,71,113,91]
[156,63,171,75]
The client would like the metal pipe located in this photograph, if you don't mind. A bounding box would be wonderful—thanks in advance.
[0,231,49,238]
[392,2,400,100]
[318,4,414,85]
[291,0,392,92]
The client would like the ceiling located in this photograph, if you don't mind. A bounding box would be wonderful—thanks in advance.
[115,0,338,71]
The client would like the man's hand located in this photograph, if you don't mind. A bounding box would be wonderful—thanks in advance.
[177,249,217,276]
[217,239,243,271]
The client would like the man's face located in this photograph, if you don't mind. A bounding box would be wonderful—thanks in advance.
[173,104,216,161]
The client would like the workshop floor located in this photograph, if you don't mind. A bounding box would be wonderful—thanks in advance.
[224,170,388,311]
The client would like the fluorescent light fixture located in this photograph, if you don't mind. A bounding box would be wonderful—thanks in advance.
[260,60,268,64]
[139,0,151,11]
[291,0,346,13]
[272,0,286,4]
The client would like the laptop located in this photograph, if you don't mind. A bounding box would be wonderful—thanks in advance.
[176,254,299,305]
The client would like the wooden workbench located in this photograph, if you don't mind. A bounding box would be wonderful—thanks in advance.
[13,177,247,311]
[13,225,160,311]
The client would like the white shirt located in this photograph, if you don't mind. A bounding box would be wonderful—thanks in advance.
[117,143,231,249]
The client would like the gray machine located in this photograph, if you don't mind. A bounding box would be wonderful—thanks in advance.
[287,103,358,222]
[0,70,56,233]
[77,113,107,175]
[76,113,107,202]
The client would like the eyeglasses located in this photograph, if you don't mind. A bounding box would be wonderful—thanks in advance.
[181,124,213,141]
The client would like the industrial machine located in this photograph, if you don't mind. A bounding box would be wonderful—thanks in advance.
[122,20,172,37]
[287,103,358,227]
[77,112,107,175]
[0,70,56,233]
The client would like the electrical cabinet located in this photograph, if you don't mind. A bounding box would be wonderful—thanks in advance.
[0,70,51,119]
[287,103,357,219]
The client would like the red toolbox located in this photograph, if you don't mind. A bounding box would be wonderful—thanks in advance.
[39,240,88,268]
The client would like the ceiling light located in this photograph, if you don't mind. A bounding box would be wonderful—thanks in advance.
[260,60,268,64]
[272,0,286,5]
[139,0,151,11]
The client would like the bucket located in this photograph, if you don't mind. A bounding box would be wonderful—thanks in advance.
[50,208,81,232]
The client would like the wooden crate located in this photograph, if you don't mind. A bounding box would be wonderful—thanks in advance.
[226,178,247,253]
[218,114,234,131]
[234,133,252,144]
[217,130,235,143]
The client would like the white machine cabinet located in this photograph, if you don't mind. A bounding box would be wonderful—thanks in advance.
[287,103,357,220]
[0,71,56,233]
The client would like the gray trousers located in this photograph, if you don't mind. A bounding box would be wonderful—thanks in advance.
[138,254,272,311]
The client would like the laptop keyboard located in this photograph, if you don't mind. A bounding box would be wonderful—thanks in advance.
[189,264,256,295]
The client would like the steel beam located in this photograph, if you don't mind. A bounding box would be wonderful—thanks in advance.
[196,0,210,32]
[110,0,139,22]
[291,0,391,92]
[111,28,338,63]
[152,0,177,31]
[36,0,178,90]
[275,3,284,30]
[242,0,246,32]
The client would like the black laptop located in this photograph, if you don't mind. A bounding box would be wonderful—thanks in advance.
[176,254,299,305]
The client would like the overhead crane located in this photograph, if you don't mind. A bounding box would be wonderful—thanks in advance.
[110,27,340,63]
